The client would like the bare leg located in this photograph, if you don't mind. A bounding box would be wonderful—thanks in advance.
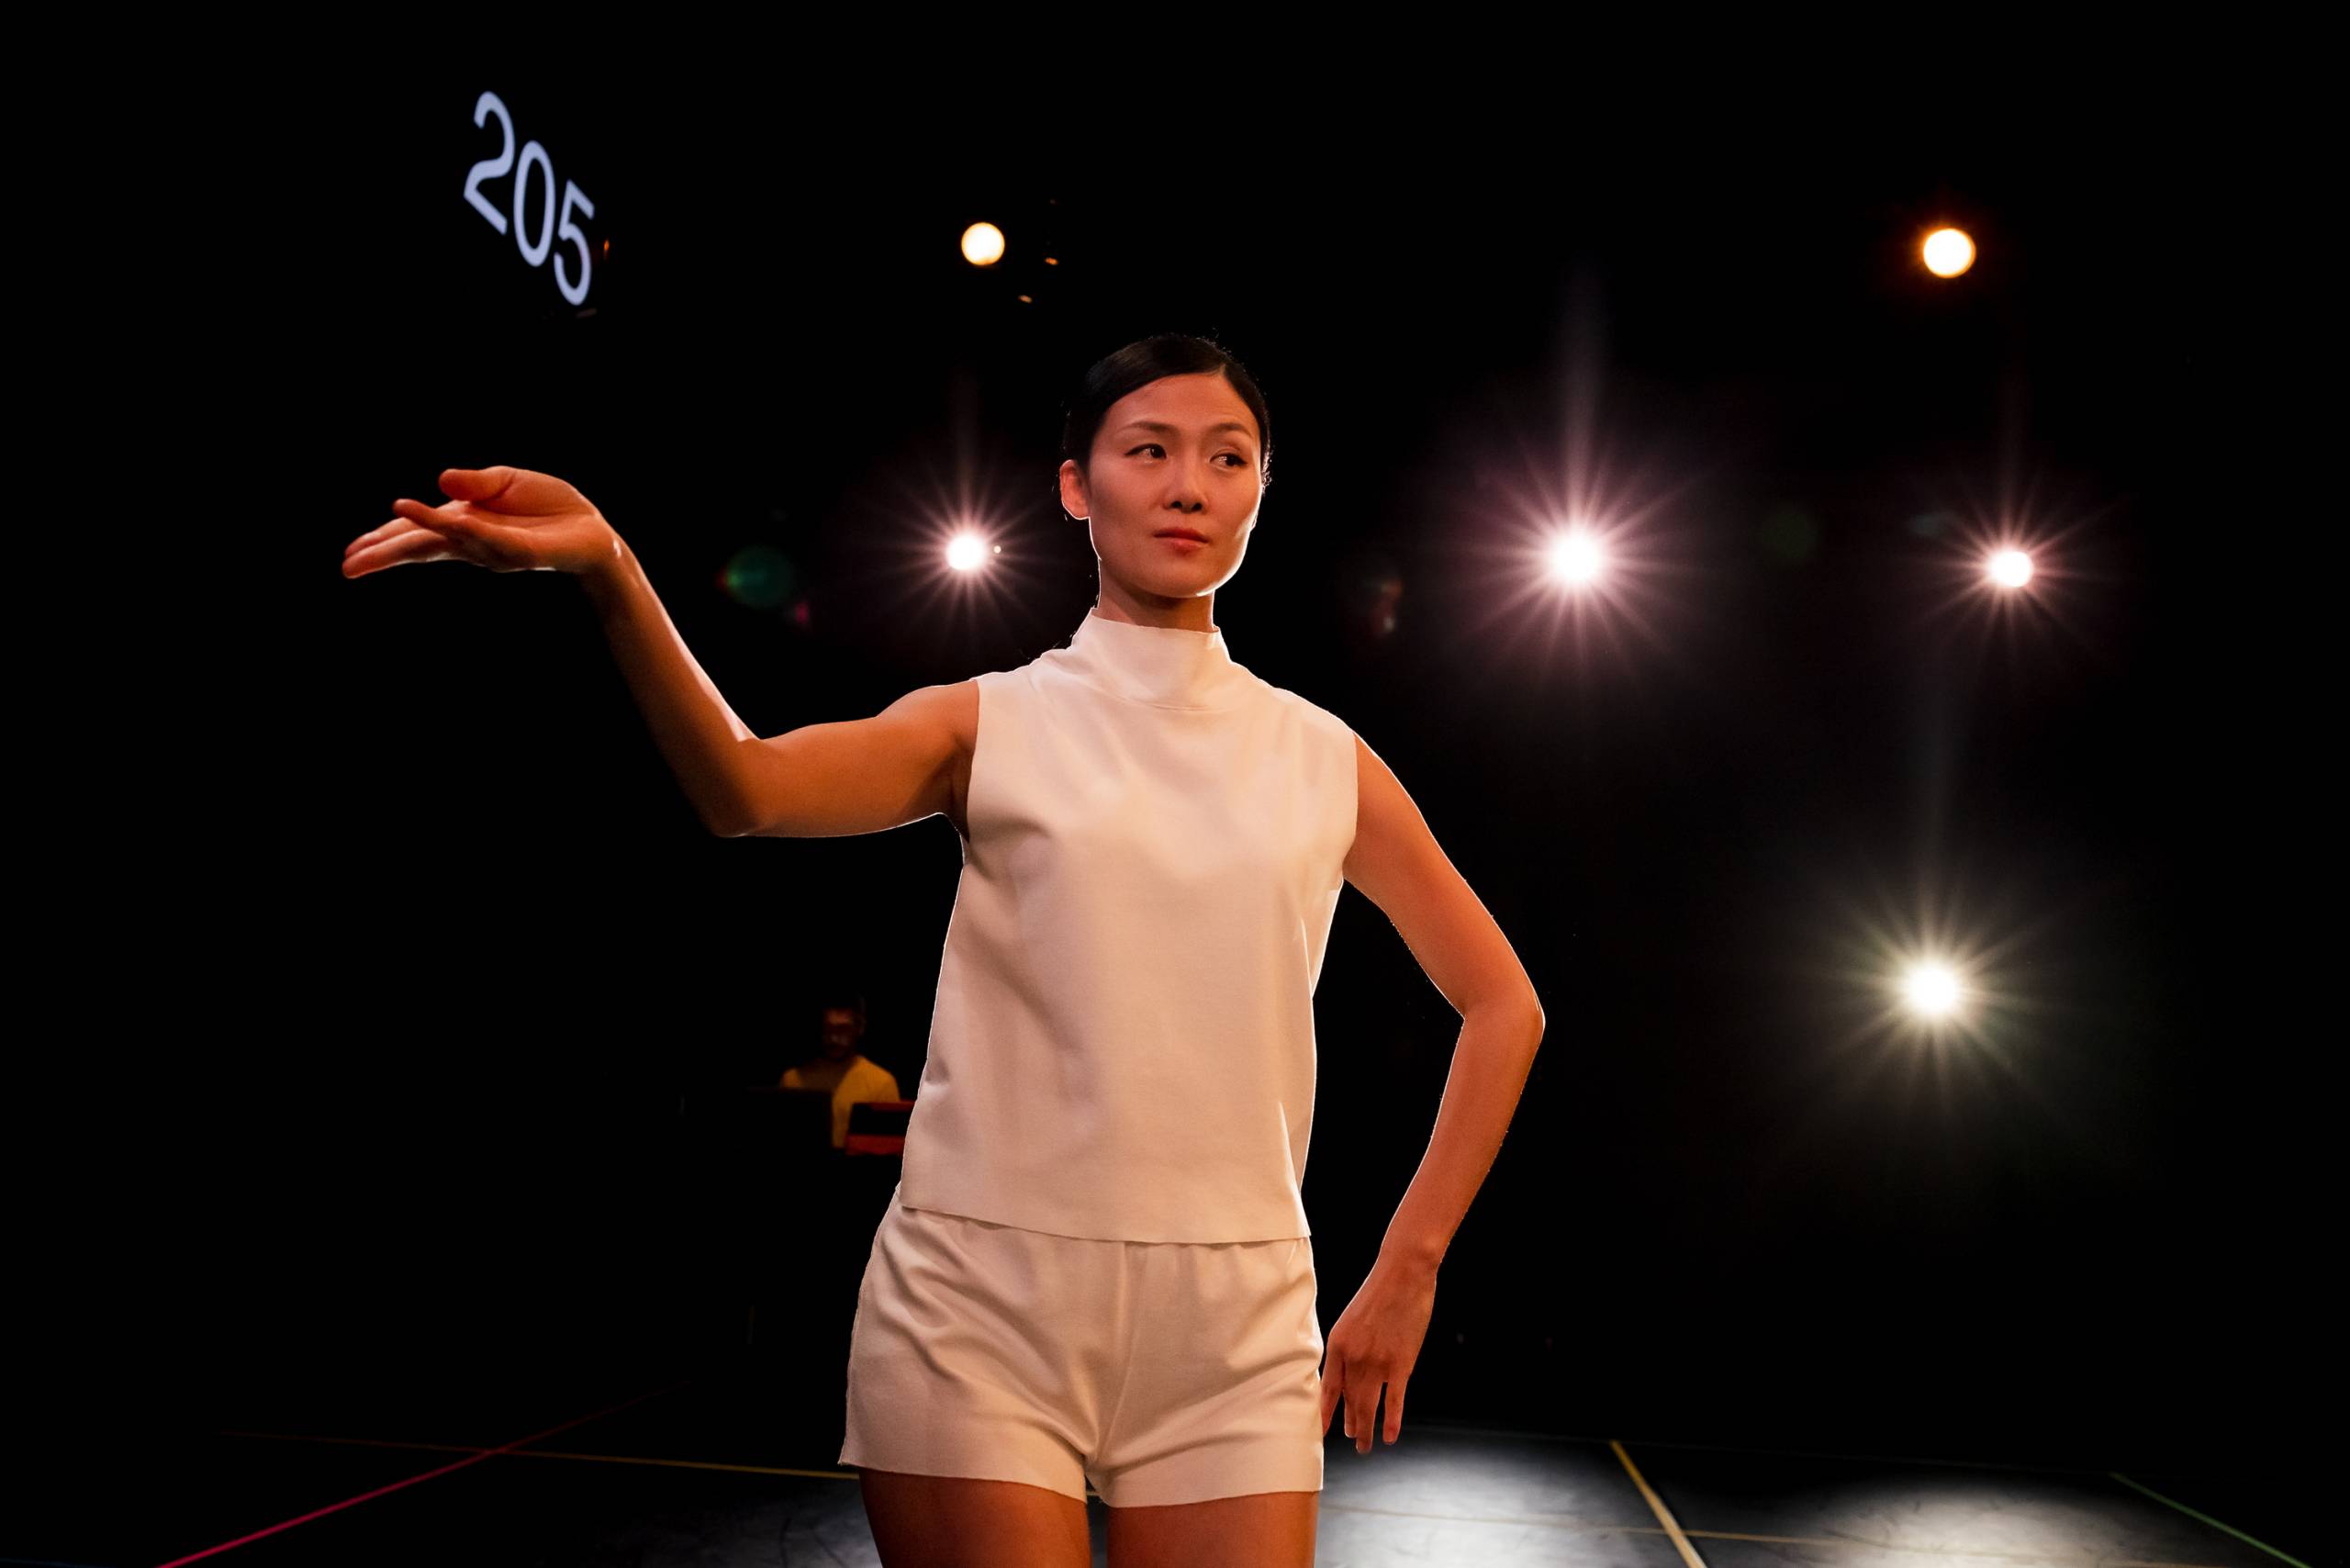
[1107,1489,1318,1568]
[856,1467,1092,1568]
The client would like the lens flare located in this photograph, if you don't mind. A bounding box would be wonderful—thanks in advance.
[833,429,1043,655]
[1437,266,1702,687]
[1548,531,1606,587]
[1902,961,1964,1018]
[1901,476,2109,678]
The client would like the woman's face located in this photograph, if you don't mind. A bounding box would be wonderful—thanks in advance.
[1058,372,1263,615]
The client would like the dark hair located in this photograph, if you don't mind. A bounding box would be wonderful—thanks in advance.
[1058,333,1272,498]
[817,991,867,1026]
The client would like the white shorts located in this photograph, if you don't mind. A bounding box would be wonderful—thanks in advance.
[839,1190,1326,1507]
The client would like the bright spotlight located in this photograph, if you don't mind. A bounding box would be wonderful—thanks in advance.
[1986,548,2033,588]
[1902,962,1963,1018]
[960,222,1006,266]
[1922,228,1975,277]
[1547,531,1605,587]
[945,532,995,572]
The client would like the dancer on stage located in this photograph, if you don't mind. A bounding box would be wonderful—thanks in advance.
[342,333,1545,1567]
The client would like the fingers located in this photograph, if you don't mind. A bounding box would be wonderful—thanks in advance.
[1329,1368,1403,1452]
[342,500,480,578]
[341,519,457,577]
[437,465,584,518]
[390,498,484,542]
[437,465,520,503]
[341,503,418,554]
[1348,1377,1382,1453]
[1322,1343,1404,1453]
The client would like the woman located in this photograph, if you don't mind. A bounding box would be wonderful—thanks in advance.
[342,334,1545,1568]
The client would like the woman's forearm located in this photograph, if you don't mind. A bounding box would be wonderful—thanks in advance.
[578,539,757,835]
[1378,997,1545,1273]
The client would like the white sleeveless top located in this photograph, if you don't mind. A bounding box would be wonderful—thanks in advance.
[897,610,1359,1242]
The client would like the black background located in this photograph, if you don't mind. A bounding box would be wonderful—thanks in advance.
[26,60,2321,1488]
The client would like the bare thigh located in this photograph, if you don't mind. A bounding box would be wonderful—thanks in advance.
[1107,1489,1317,1568]
[856,1468,1091,1568]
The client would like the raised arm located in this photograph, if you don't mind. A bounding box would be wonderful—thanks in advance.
[344,465,973,842]
[576,541,972,840]
[575,539,764,836]
[726,678,977,839]
[346,465,761,837]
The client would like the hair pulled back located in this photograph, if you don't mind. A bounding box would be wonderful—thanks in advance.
[1058,333,1272,499]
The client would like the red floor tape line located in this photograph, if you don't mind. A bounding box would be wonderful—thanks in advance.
[156,1379,693,1567]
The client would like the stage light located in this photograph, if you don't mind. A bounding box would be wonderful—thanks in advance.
[1922,228,1975,278]
[1910,502,2087,655]
[1443,279,1694,680]
[1902,961,1964,1019]
[960,222,1006,266]
[945,532,997,573]
[1547,531,1606,588]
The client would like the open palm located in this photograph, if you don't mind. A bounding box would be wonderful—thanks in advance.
[342,465,621,579]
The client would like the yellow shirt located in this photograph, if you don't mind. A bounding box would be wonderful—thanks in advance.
[782,1055,902,1148]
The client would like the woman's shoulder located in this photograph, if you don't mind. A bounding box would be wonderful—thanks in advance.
[882,678,980,756]
[1254,674,1357,744]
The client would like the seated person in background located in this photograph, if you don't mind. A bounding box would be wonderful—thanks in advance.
[781,991,901,1149]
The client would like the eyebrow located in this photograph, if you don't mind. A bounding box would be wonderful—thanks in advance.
[1119,420,1256,442]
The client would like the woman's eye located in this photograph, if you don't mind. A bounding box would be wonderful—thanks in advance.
[1129,444,1248,468]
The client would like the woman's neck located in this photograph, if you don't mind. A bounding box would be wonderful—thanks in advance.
[1093,584,1216,633]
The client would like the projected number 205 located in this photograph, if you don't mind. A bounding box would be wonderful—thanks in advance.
[461,90,596,308]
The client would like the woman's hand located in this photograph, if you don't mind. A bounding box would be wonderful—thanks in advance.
[1320,1251,1438,1455]
[342,465,623,579]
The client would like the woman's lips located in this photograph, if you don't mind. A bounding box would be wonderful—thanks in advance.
[1156,533,1208,549]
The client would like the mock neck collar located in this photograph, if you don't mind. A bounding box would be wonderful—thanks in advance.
[1057,609,1252,710]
